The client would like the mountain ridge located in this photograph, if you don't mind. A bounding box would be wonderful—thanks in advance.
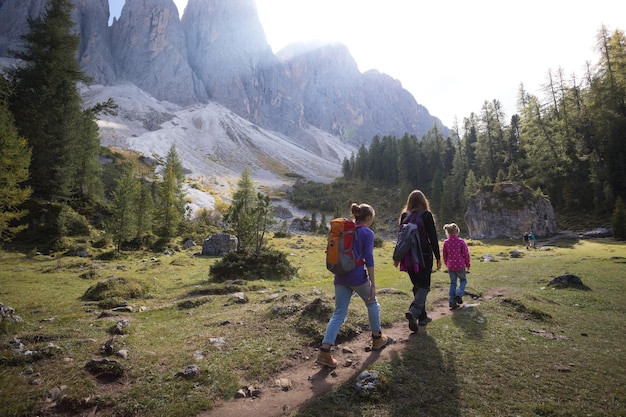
[0,0,449,211]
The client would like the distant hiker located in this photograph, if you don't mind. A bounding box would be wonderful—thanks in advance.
[316,203,387,368]
[442,223,471,310]
[523,232,530,249]
[530,231,536,248]
[394,190,441,332]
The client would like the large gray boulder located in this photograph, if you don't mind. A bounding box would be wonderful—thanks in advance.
[464,182,557,239]
[202,233,238,256]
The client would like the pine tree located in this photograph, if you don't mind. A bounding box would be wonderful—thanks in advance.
[135,182,155,242]
[319,212,329,234]
[107,166,139,251]
[0,76,32,241]
[8,0,101,207]
[309,212,318,234]
[253,192,274,254]
[612,197,626,240]
[156,147,186,239]
[225,168,257,252]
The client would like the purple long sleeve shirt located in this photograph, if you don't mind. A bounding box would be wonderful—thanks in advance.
[334,223,374,286]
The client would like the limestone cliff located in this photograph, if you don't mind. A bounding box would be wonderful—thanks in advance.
[110,0,207,105]
[74,0,117,84]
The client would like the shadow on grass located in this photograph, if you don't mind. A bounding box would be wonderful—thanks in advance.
[387,333,460,416]
[451,304,487,340]
[295,333,461,417]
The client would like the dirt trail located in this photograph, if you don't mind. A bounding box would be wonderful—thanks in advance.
[199,290,500,417]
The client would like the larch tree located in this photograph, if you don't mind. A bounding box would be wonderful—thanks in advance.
[107,166,139,251]
[156,146,186,239]
[0,76,32,241]
[225,168,257,252]
[591,27,626,201]
[253,192,274,255]
[135,181,155,242]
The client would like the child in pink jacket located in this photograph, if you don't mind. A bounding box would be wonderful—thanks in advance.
[442,223,471,309]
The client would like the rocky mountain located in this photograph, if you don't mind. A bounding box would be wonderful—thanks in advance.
[0,0,447,150]
[80,82,352,215]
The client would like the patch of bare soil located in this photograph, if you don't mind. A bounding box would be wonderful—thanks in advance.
[200,288,505,417]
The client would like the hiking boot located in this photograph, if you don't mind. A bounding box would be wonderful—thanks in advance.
[455,295,463,305]
[405,312,419,332]
[418,317,432,326]
[315,349,337,368]
[418,313,432,326]
[371,333,388,350]
[450,304,459,310]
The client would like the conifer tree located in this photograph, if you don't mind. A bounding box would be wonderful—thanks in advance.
[135,182,155,242]
[612,197,626,240]
[253,192,274,254]
[107,166,139,251]
[319,212,329,234]
[225,168,258,252]
[0,76,32,241]
[309,212,318,234]
[156,146,186,239]
[8,0,102,206]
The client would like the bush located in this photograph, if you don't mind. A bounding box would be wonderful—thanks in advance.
[612,197,626,240]
[209,248,298,282]
[82,276,149,301]
[57,205,91,237]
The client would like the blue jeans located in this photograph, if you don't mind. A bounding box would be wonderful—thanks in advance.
[448,269,467,306]
[322,281,381,345]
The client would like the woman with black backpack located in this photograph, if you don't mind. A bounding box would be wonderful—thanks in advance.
[394,190,441,332]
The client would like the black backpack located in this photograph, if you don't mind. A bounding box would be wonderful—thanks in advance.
[392,211,425,267]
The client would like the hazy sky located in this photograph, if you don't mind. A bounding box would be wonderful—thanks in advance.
[108,0,626,129]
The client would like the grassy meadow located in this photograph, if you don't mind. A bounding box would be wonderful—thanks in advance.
[1,233,625,416]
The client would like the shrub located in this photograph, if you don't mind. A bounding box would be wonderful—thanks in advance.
[209,248,298,282]
[57,205,91,237]
[82,276,149,301]
[612,197,626,240]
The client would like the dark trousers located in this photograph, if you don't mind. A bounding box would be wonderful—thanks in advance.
[407,255,433,319]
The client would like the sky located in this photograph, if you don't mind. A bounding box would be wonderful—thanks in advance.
[108,0,626,129]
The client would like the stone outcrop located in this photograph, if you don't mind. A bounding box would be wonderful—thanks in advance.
[202,233,238,256]
[464,182,557,239]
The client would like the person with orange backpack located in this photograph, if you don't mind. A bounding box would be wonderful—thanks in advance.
[316,203,387,368]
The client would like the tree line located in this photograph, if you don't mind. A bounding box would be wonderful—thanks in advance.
[341,25,626,231]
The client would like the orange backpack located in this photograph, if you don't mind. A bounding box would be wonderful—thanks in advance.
[326,218,364,275]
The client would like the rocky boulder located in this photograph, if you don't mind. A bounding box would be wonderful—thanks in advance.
[464,182,557,239]
[202,233,238,256]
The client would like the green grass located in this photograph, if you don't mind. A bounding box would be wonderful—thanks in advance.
[1,235,626,416]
